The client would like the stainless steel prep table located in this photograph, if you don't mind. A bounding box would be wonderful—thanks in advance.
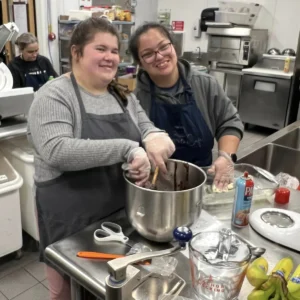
[0,116,27,140]
[45,189,300,300]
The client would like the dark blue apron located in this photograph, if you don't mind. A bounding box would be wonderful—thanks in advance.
[150,70,214,167]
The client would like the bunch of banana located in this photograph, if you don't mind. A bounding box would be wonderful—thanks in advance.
[247,257,294,300]
[246,256,269,288]
[287,264,300,300]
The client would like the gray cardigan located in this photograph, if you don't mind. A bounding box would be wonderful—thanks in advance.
[27,75,159,183]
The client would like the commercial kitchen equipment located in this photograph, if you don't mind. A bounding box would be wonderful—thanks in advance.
[200,2,262,33]
[125,159,207,242]
[0,136,39,242]
[207,26,268,68]
[0,62,34,138]
[0,22,19,53]
[200,8,219,33]
[206,25,267,107]
[0,86,34,126]
[0,151,23,258]
[239,54,298,130]
[250,208,300,251]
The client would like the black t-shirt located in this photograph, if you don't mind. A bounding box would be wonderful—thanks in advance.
[8,55,58,91]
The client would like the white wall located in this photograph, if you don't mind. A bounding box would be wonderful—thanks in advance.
[135,0,158,27]
[35,0,78,73]
[157,0,300,53]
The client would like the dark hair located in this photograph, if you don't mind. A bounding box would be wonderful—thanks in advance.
[129,22,175,64]
[69,17,130,104]
[16,33,38,51]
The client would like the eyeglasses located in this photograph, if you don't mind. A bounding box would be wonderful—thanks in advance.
[141,42,172,64]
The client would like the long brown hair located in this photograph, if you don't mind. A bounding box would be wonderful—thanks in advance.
[69,17,130,105]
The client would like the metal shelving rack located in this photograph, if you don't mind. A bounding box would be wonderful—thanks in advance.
[58,19,135,74]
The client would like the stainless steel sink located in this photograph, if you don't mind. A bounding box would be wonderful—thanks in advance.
[272,128,300,150]
[237,143,300,179]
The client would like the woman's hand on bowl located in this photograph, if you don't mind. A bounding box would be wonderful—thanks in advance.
[124,147,151,186]
[143,132,175,173]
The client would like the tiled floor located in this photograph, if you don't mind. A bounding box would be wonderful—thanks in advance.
[0,126,274,300]
[0,249,48,300]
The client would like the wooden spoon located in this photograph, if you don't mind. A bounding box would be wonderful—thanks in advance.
[150,166,159,190]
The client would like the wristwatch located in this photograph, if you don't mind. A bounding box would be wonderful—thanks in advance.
[230,153,237,163]
[219,151,237,163]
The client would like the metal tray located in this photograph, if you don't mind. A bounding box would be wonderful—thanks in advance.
[202,163,278,208]
[132,272,186,300]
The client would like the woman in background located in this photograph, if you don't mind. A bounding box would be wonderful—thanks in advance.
[8,32,58,91]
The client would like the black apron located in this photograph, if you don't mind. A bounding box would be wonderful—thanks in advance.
[36,73,141,268]
[25,69,48,91]
[150,68,214,167]
[24,58,49,91]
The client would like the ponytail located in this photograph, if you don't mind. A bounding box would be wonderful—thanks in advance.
[108,79,132,106]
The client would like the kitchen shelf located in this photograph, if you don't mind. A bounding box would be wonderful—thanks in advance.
[58,18,134,75]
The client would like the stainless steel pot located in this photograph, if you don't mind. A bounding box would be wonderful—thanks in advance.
[124,159,207,242]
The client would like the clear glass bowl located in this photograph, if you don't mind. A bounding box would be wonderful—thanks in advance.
[201,164,278,218]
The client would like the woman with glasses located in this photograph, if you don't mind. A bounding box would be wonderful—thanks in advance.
[129,23,244,191]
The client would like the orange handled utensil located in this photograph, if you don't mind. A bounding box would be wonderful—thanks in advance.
[77,252,124,259]
[77,251,151,265]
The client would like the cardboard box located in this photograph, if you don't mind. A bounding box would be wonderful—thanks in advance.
[117,78,137,91]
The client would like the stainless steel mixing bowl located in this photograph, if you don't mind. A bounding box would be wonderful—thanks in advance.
[124,159,207,242]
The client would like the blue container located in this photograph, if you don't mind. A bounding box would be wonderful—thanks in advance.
[232,172,254,228]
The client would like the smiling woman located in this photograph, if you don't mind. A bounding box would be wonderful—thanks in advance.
[27,17,175,300]
[69,19,121,95]
[129,22,244,192]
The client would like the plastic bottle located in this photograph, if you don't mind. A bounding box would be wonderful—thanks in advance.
[284,57,291,73]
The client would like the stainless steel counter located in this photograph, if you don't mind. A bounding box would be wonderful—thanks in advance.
[45,121,300,299]
[45,189,300,299]
[0,116,27,141]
